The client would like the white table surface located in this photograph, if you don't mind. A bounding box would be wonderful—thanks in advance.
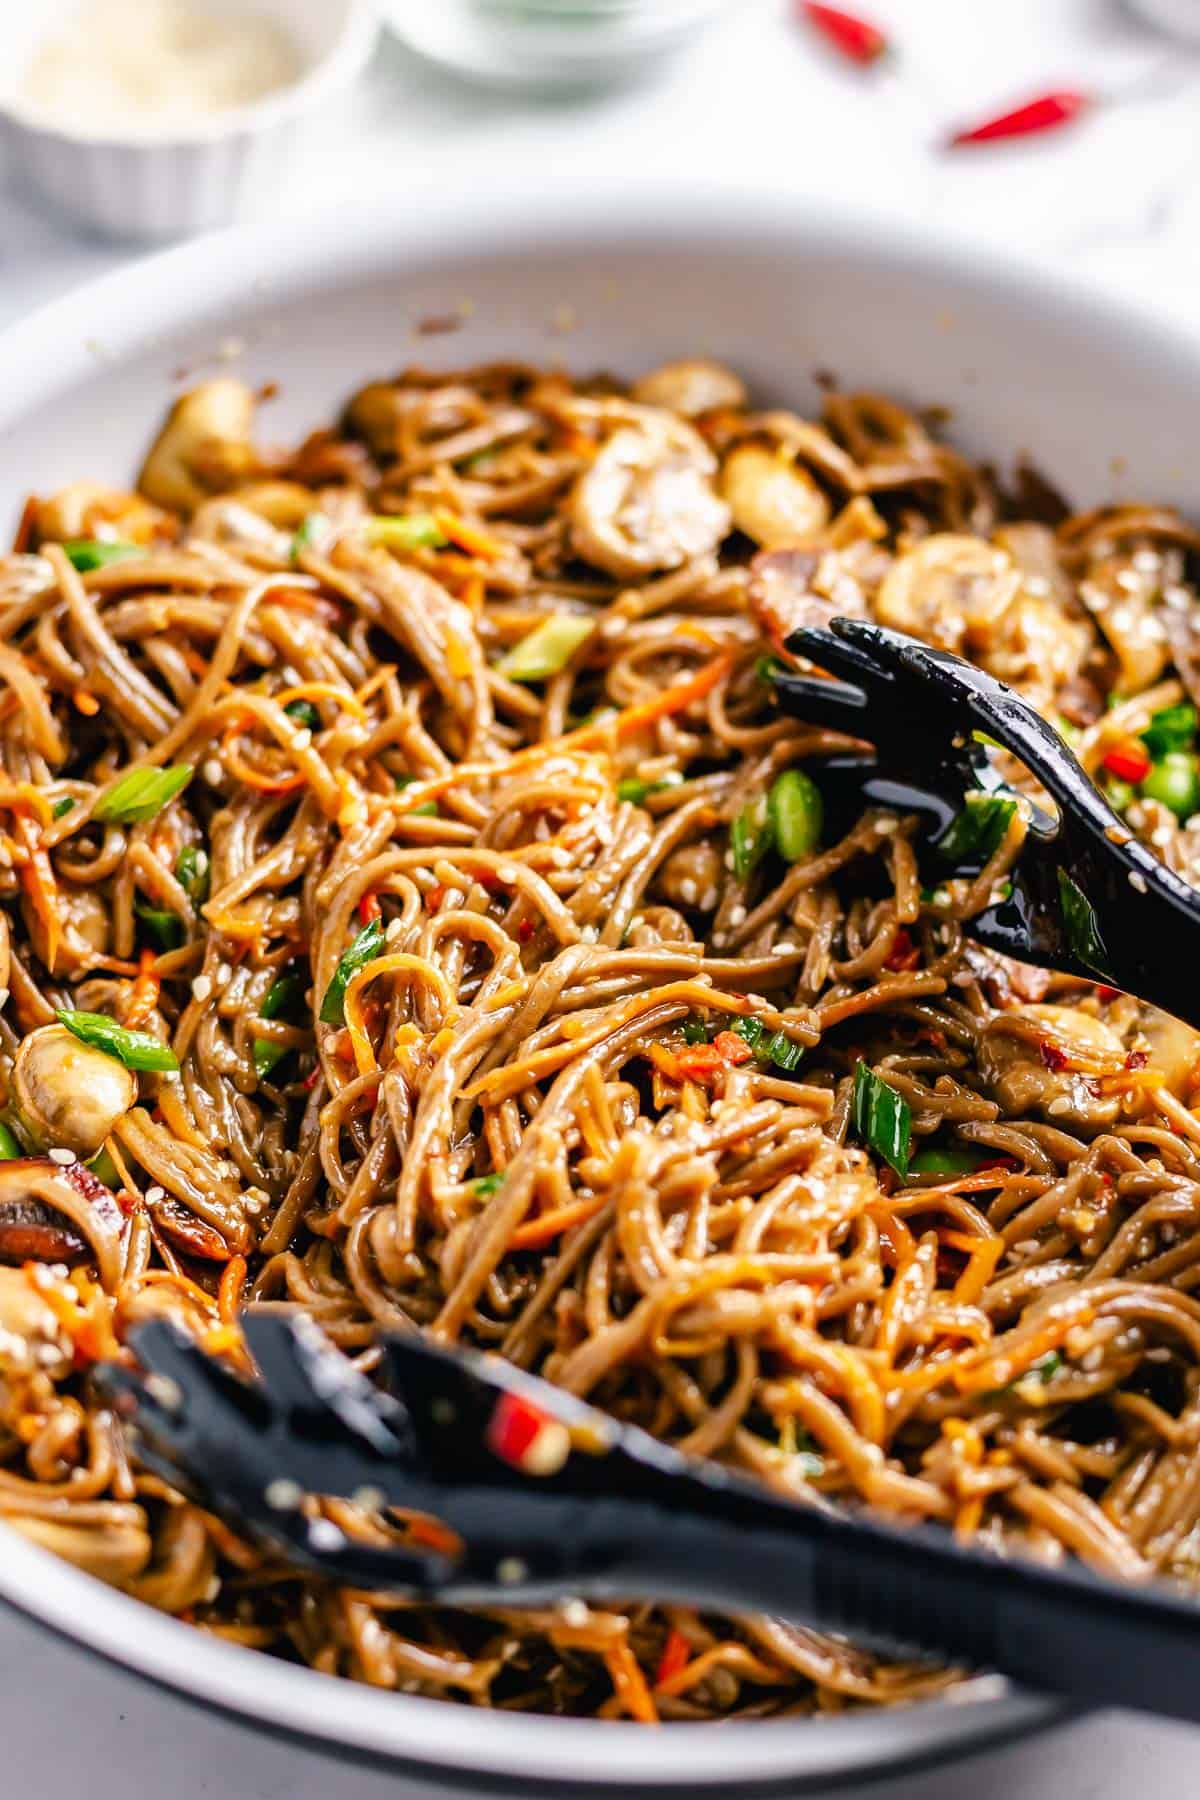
[3,2,1200,1793]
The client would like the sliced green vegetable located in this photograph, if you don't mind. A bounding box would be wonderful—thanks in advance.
[394,773,416,790]
[1056,867,1112,978]
[52,797,75,819]
[94,764,193,824]
[728,1015,803,1072]
[731,794,770,881]
[1141,750,1200,820]
[496,615,595,682]
[471,1173,505,1198]
[936,792,1017,865]
[616,771,684,805]
[175,844,210,909]
[909,1145,986,1176]
[0,1122,21,1160]
[290,512,330,559]
[768,769,823,862]
[135,901,184,952]
[57,1009,179,1073]
[681,1018,709,1046]
[755,654,784,685]
[319,918,385,1026]
[1103,777,1136,815]
[730,1016,765,1051]
[971,728,1003,750]
[87,1148,121,1189]
[407,800,440,818]
[851,1062,911,1177]
[252,1039,288,1080]
[284,698,321,733]
[61,539,141,573]
[367,512,447,552]
[1141,702,1197,760]
[260,971,304,1021]
[1031,1350,1062,1384]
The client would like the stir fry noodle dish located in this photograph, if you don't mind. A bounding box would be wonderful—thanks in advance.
[4,355,1200,1721]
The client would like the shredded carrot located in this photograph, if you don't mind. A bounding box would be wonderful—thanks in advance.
[654,1627,692,1689]
[603,1639,659,1725]
[275,679,368,723]
[72,686,101,717]
[124,948,162,1028]
[221,723,306,794]
[14,811,61,970]
[432,507,507,562]
[945,1231,1005,1306]
[218,1256,248,1324]
[358,891,382,925]
[200,1323,243,1356]
[508,1194,609,1251]
[562,653,733,752]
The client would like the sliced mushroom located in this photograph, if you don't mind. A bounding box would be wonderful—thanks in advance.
[569,405,730,579]
[35,483,167,546]
[1081,551,1171,693]
[14,1024,137,1159]
[0,1267,71,1378]
[138,379,258,515]
[653,841,724,911]
[20,884,109,976]
[979,1004,1126,1131]
[632,358,747,418]
[222,480,317,529]
[0,1159,124,1291]
[720,444,831,550]
[875,534,1022,655]
[1137,1006,1200,1097]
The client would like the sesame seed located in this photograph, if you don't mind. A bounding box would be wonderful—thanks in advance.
[48,1147,76,1166]
[308,1520,344,1551]
[728,904,747,928]
[191,975,213,1002]
[1080,1347,1103,1372]
[1145,1347,1171,1363]
[291,729,313,752]
[560,1599,589,1627]
[1128,870,1148,894]
[497,865,520,885]
[145,1186,165,1205]
[265,1479,303,1511]
[496,1556,528,1585]
[145,1374,183,1412]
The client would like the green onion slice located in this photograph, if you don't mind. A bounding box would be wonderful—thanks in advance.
[0,1121,21,1160]
[290,512,331,559]
[252,1040,288,1080]
[260,971,304,1021]
[851,1062,911,1177]
[135,902,184,952]
[57,1009,179,1073]
[731,794,770,882]
[1142,702,1197,760]
[319,918,385,1026]
[767,769,823,862]
[681,1018,709,1046]
[936,791,1016,865]
[908,1145,986,1176]
[616,771,684,805]
[87,1148,121,1189]
[52,797,76,819]
[61,540,141,573]
[175,845,210,909]
[94,764,193,824]
[284,698,321,733]
[496,615,595,682]
[471,1173,505,1198]
[367,513,447,552]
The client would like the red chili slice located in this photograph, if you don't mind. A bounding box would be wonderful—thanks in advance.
[1101,740,1151,784]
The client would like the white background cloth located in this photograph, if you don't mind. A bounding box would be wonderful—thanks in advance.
[2,2,1200,1793]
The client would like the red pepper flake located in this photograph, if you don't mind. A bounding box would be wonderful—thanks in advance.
[884,927,921,973]
[517,918,536,943]
[798,1,889,65]
[426,884,445,914]
[1039,1039,1070,1072]
[713,1029,754,1067]
[676,1044,726,1080]
[1095,985,1121,1002]
[486,1391,571,1476]
[655,1627,692,1689]
[358,891,382,925]
[302,1066,321,1090]
[1125,1049,1149,1070]
[1101,739,1152,785]
[947,89,1091,149]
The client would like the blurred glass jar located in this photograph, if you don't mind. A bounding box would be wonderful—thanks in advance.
[378,0,739,91]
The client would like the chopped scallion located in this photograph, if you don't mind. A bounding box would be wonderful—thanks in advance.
[730,794,770,882]
[284,698,321,732]
[135,902,184,952]
[94,764,193,825]
[366,512,447,552]
[682,1018,709,1046]
[57,1009,179,1073]
[936,791,1017,865]
[496,615,595,682]
[290,512,330,559]
[471,1173,505,1198]
[319,919,385,1026]
[61,539,141,573]
[1141,750,1200,821]
[616,771,684,805]
[851,1062,911,1177]
[175,844,210,910]
[0,1121,20,1160]
[767,769,823,862]
[1141,702,1197,760]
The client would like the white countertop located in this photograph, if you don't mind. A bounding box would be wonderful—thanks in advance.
[2,2,1200,1793]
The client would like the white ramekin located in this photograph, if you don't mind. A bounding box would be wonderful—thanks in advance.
[0,0,377,241]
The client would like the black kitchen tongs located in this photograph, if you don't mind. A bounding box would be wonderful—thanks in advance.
[100,1313,1200,1726]
[774,617,1200,1020]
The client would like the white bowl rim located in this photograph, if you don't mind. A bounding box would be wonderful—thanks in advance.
[2,178,1195,1782]
[0,0,378,147]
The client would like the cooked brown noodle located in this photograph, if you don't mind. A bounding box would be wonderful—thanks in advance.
[3,357,1200,1722]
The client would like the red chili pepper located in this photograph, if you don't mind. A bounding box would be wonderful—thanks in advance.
[426,884,445,914]
[1095,985,1122,1002]
[1039,1039,1070,1072]
[517,918,536,943]
[676,1043,726,1080]
[947,89,1091,148]
[486,1392,569,1475]
[798,1,888,65]
[358,891,382,925]
[713,1029,754,1067]
[655,1627,692,1688]
[1125,1049,1149,1070]
[1101,739,1152,785]
[884,927,921,973]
